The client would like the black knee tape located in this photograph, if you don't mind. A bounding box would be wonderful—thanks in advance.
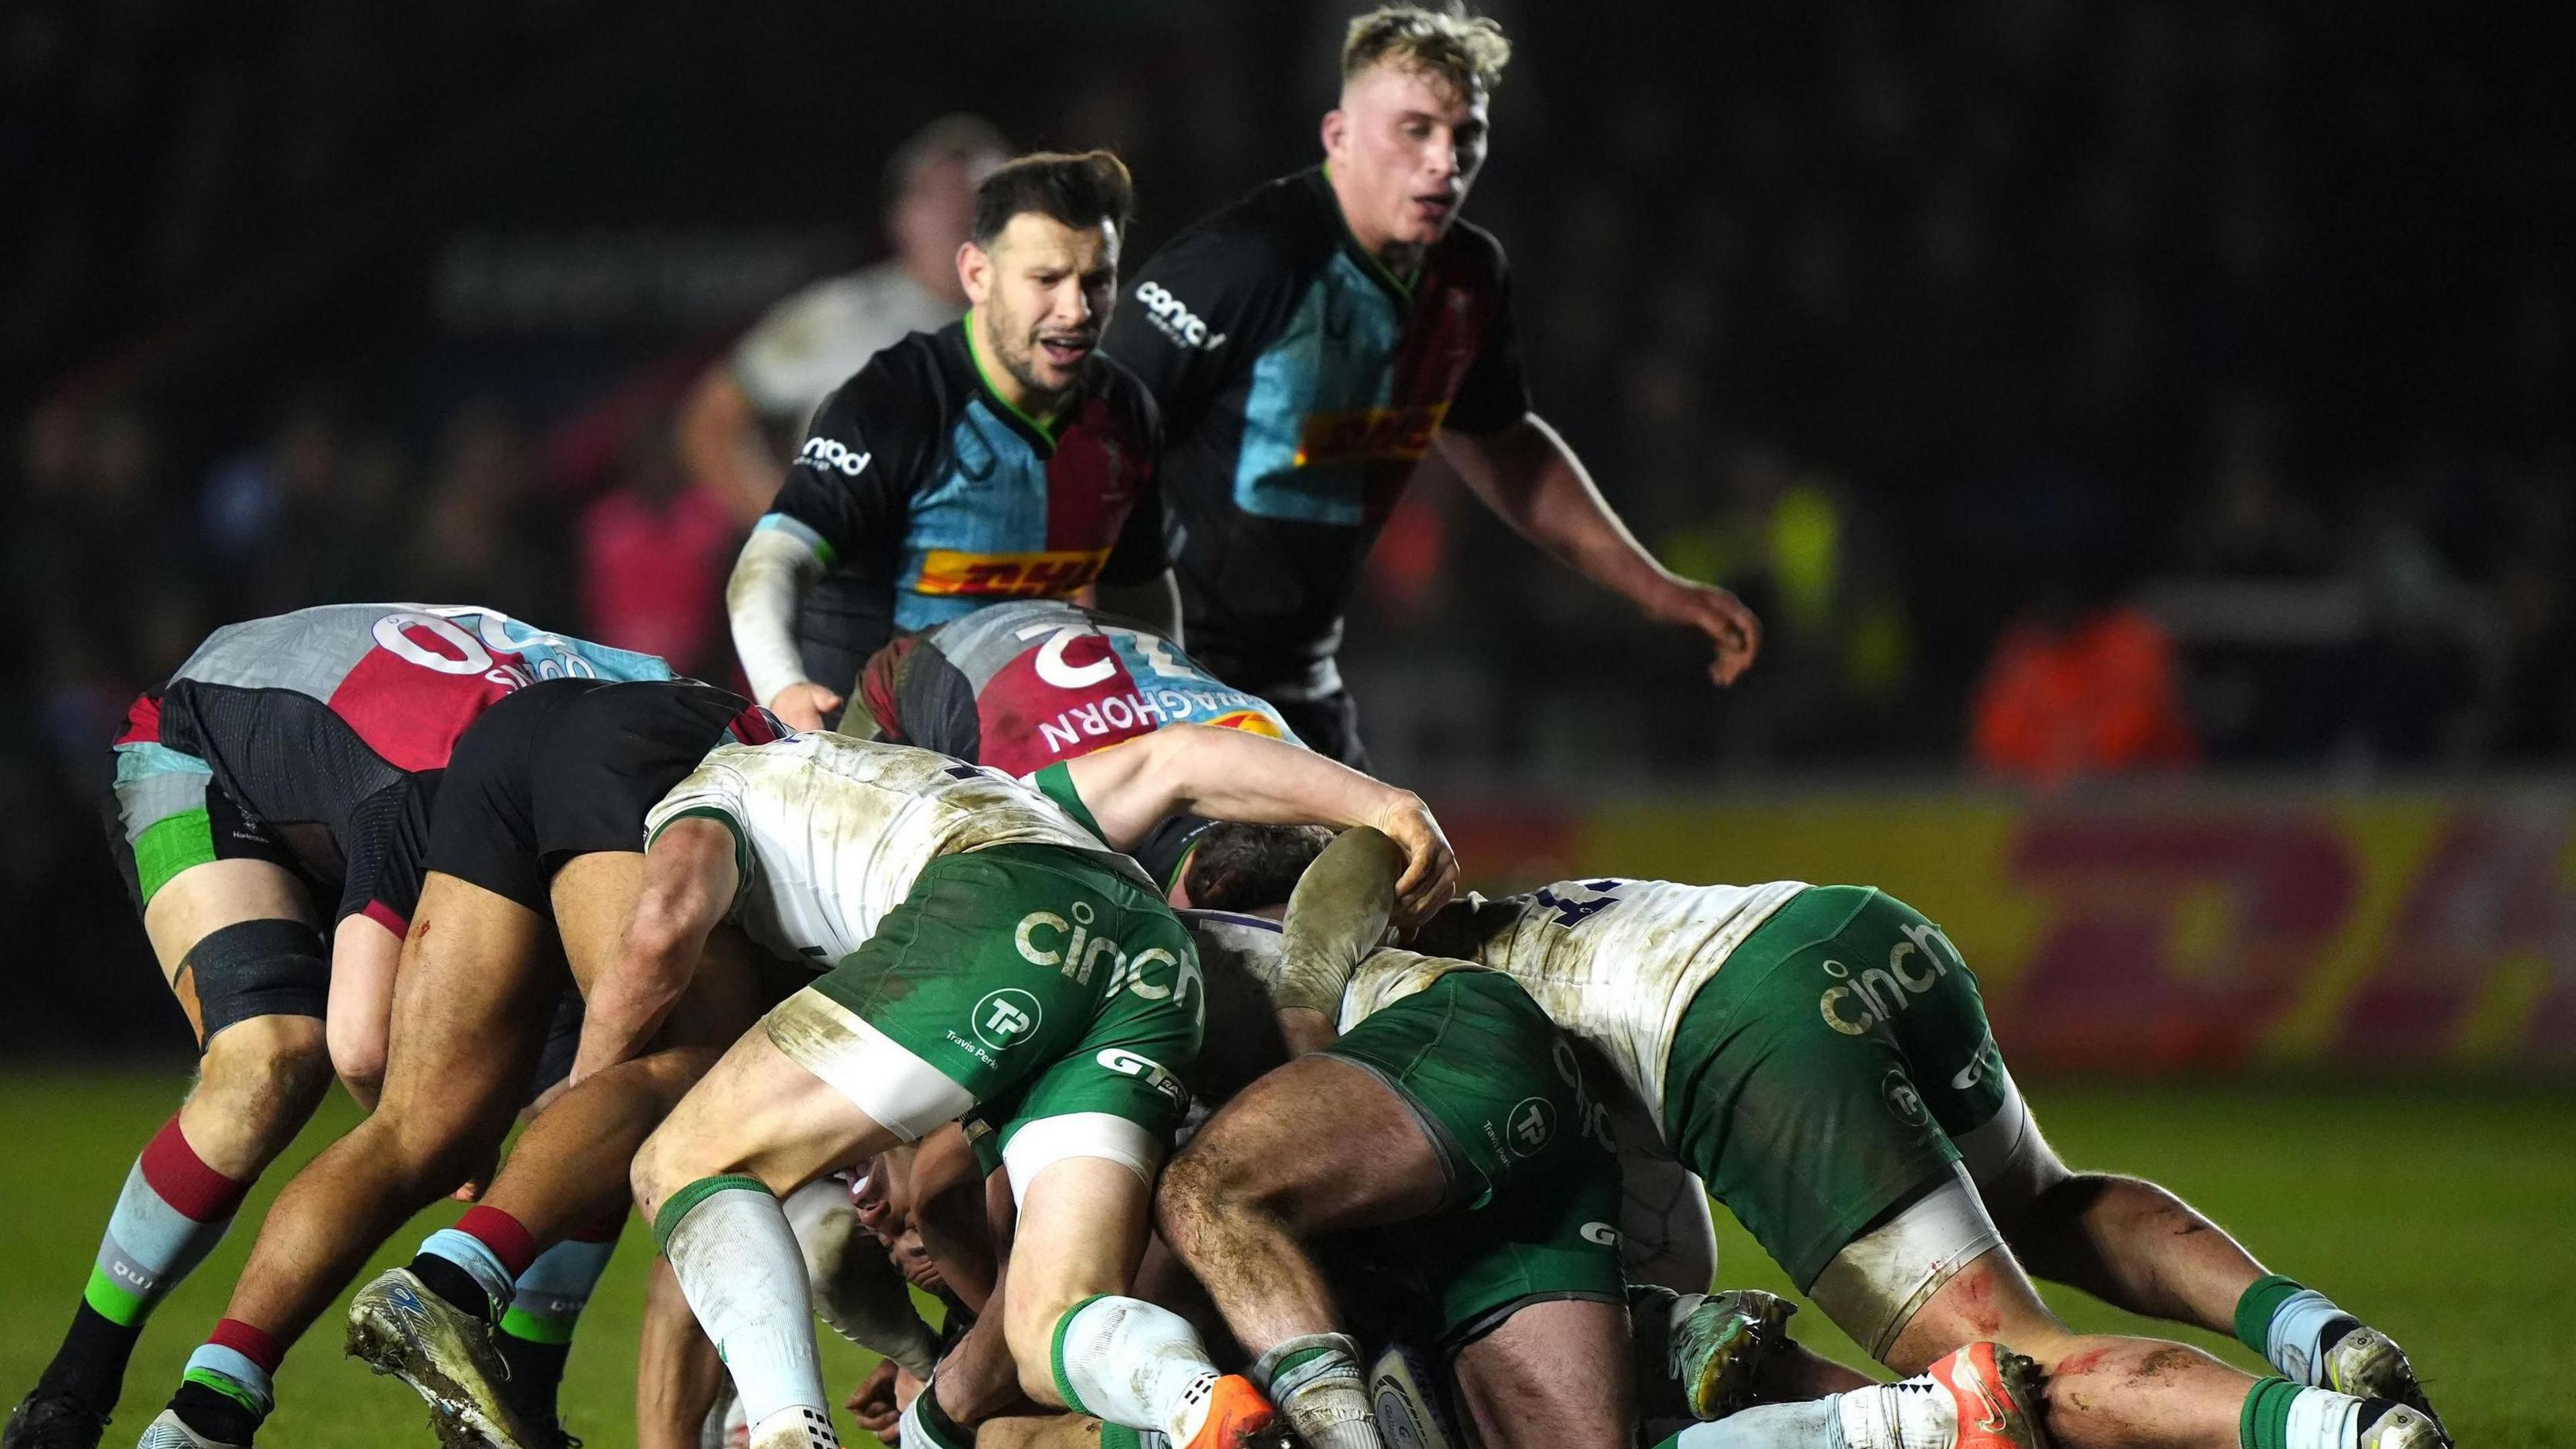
[184,918,329,1046]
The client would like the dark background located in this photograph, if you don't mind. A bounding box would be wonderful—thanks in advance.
[4,0,2569,1053]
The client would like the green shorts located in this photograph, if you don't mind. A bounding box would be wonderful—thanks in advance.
[765,843,1202,1158]
[1661,886,2008,1291]
[1327,971,1627,1350]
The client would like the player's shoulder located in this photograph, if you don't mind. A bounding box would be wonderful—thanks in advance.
[808,327,963,433]
[1081,349,1164,433]
[1144,170,1336,280]
[1430,214,1511,284]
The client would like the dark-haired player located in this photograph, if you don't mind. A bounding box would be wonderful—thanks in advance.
[727,149,1177,733]
[4,604,669,1449]
[1101,4,1759,767]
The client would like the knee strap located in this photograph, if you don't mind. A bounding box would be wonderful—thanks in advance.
[185,918,328,1047]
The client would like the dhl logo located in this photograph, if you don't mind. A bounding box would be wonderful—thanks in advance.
[1206,708,1285,740]
[1293,402,1449,468]
[914,548,1111,598]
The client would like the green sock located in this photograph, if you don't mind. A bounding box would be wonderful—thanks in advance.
[2240,1377,2304,1449]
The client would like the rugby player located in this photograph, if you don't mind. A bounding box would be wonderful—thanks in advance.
[679,115,1010,525]
[333,724,1450,1449]
[2,604,669,1449]
[1099,4,1760,767]
[130,678,786,1449]
[727,150,1178,734]
[1232,856,2451,1449]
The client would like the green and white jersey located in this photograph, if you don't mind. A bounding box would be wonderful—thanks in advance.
[645,731,1114,969]
[1413,878,1808,1134]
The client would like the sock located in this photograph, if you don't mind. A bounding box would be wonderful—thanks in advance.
[493,1217,619,1424]
[2235,1276,2362,1387]
[39,1116,252,1408]
[1052,1295,1228,1444]
[898,1376,977,1449]
[1653,1399,1845,1449]
[411,1203,539,1322]
[1249,1334,1379,1449]
[2239,1377,2396,1449]
[172,1319,282,1443]
[655,1175,837,1448]
[1837,1374,1963,1449]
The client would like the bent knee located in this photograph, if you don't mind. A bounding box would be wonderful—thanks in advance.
[199,1014,335,1120]
[326,1017,388,1102]
[1152,1141,1248,1238]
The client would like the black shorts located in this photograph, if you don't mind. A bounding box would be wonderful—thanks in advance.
[426,678,756,912]
[1270,690,1368,770]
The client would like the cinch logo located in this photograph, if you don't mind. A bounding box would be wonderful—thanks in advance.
[1818,922,1959,1036]
[1293,403,1449,468]
[973,989,1043,1051]
[1134,281,1226,351]
[798,437,871,476]
[914,547,1110,599]
[1014,903,1204,1010]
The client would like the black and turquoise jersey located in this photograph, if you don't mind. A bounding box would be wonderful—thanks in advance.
[757,316,1167,696]
[1102,166,1530,701]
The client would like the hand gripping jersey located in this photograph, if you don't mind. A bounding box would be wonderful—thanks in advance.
[1102,166,1532,698]
[1404,878,1809,1136]
[642,733,1132,969]
[754,317,1167,696]
[109,603,673,924]
[860,598,1301,779]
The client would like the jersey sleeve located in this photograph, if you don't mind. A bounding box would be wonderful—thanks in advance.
[1027,760,1109,844]
[1439,246,1534,437]
[643,753,757,908]
[1102,223,1305,438]
[763,355,926,569]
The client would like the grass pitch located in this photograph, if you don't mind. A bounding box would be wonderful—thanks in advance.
[0,1071,2563,1447]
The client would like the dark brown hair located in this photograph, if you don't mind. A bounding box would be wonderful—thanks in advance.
[971,150,1136,247]
[1181,822,1338,913]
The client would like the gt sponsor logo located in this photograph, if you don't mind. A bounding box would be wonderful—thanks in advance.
[1293,402,1448,468]
[914,547,1110,598]
[1095,1046,1189,1107]
[1134,281,1226,350]
[1578,1220,1623,1247]
[1817,922,1960,1036]
[1014,904,1203,1007]
[973,989,1043,1051]
[798,436,871,476]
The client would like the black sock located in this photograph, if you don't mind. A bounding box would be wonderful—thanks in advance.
[32,1301,140,1411]
[919,1379,977,1448]
[495,1332,570,1426]
[168,1380,260,1446]
[406,1253,496,1323]
[2357,1399,2403,1432]
[2314,1313,2363,1359]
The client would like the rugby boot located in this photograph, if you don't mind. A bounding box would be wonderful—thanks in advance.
[2357,1405,2449,1449]
[3,1393,107,1449]
[1184,1375,1290,1449]
[345,1267,543,1449]
[132,1411,242,1449]
[1927,1344,2047,1449]
[1670,1289,1796,1420]
[2322,1328,2443,1433]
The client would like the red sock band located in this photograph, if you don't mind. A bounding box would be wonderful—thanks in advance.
[140,1116,251,1223]
[570,1209,624,1244]
[455,1205,539,1279]
[208,1318,285,1376]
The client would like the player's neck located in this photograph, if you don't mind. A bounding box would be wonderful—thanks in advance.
[1322,164,1426,290]
[965,310,1067,435]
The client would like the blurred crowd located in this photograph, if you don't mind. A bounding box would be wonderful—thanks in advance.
[3,1,2568,1021]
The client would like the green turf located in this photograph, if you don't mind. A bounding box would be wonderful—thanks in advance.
[0,1071,2565,1447]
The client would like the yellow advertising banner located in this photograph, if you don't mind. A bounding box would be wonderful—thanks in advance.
[1438,788,2576,1071]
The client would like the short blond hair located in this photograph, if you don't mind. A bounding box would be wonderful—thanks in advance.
[1340,3,1511,98]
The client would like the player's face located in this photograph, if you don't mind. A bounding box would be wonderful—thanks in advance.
[1324,61,1489,251]
[960,213,1120,402]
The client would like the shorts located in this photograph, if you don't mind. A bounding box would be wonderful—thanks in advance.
[764,843,1203,1161]
[1269,690,1367,770]
[426,678,756,912]
[1661,886,2010,1291]
[1326,972,1627,1350]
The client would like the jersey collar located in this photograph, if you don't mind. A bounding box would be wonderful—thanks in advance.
[1311,163,1420,303]
[959,309,1069,451]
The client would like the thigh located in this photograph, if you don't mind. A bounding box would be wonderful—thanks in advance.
[325,910,404,1091]
[142,859,323,1036]
[1451,1298,1633,1449]
[1379,1144,1627,1356]
[550,849,644,994]
[639,1020,898,1215]
[374,871,559,1138]
[1175,1053,1450,1230]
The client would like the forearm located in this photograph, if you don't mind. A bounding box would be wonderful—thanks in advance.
[1160,727,1411,832]
[1442,418,1679,610]
[1273,826,1401,1017]
[727,527,822,706]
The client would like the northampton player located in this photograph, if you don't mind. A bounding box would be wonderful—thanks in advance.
[3,604,669,1449]
[727,150,1177,734]
[1100,5,1759,765]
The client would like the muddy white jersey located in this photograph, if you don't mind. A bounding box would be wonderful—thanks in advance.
[645,732,1114,969]
[1411,878,1809,1134]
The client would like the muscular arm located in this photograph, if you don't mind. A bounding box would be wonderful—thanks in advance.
[726,527,840,728]
[1273,826,1403,1055]
[1435,416,1762,685]
[677,368,788,527]
[1059,724,1456,918]
[570,818,740,1083]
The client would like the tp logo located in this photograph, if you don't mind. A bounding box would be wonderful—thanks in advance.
[1507,1097,1555,1153]
[974,989,1042,1051]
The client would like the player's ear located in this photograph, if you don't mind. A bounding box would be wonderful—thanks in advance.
[1320,107,1348,160]
[957,240,991,306]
